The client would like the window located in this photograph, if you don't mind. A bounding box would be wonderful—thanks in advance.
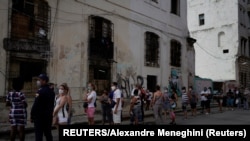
[145,32,160,67]
[199,14,205,26]
[11,0,50,41]
[171,0,180,15]
[223,49,229,54]
[170,40,181,67]
[218,32,225,47]
[89,16,114,59]
[147,75,157,92]
[248,37,250,56]
[241,37,247,56]
[240,72,247,87]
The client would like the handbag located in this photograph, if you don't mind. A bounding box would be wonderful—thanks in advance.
[110,100,116,108]
[83,102,88,108]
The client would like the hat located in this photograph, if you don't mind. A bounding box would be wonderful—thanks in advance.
[38,74,49,82]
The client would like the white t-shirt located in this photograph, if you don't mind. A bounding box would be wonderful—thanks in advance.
[200,90,209,101]
[87,91,97,108]
[112,89,122,110]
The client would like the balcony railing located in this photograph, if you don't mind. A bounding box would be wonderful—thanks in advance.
[3,38,50,53]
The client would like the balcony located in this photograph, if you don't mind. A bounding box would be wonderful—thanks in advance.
[3,38,50,53]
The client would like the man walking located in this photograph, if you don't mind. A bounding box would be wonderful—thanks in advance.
[31,74,55,141]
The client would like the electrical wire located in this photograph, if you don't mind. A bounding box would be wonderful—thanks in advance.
[195,42,236,60]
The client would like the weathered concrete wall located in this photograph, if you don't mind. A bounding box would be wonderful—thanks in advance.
[188,0,249,82]
[0,0,8,97]
[0,0,194,124]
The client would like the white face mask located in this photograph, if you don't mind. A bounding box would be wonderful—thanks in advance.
[164,90,168,93]
[111,86,116,91]
[59,89,64,94]
[36,80,41,87]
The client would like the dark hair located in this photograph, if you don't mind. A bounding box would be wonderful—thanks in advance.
[133,89,139,96]
[189,86,193,90]
[182,87,186,90]
[112,82,118,86]
[12,77,24,91]
[156,85,160,91]
[88,82,96,90]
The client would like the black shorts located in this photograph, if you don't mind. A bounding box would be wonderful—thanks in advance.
[190,103,197,109]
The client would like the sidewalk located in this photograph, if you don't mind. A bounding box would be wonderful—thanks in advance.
[0,102,218,135]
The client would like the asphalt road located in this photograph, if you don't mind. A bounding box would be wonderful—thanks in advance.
[0,107,250,141]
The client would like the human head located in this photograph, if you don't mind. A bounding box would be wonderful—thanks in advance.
[48,83,55,90]
[87,82,96,91]
[189,86,193,91]
[37,74,49,87]
[182,87,186,93]
[164,87,168,93]
[204,87,207,91]
[59,83,69,95]
[156,85,160,91]
[111,82,118,91]
[12,77,24,91]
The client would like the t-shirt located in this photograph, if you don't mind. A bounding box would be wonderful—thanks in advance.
[200,90,209,101]
[182,92,189,103]
[87,91,97,108]
[112,89,122,110]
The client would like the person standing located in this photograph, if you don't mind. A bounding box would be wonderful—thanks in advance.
[53,83,69,127]
[151,85,164,125]
[6,77,27,141]
[83,82,97,125]
[169,87,178,125]
[226,89,235,111]
[31,74,55,141]
[62,83,73,125]
[243,87,250,110]
[181,87,189,120]
[111,82,122,125]
[200,87,209,114]
[99,89,112,125]
[129,89,142,125]
[162,88,170,121]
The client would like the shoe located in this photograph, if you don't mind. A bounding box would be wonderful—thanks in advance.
[205,112,209,115]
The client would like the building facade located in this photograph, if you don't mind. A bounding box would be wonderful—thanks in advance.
[0,0,195,123]
[188,0,250,88]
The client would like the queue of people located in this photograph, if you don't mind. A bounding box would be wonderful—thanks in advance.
[5,73,250,141]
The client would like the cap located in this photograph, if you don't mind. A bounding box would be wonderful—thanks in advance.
[38,74,49,82]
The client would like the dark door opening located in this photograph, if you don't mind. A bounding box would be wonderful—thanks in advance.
[147,75,157,92]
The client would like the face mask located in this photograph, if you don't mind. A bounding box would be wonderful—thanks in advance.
[164,90,168,93]
[111,86,116,91]
[36,80,41,87]
[88,86,92,91]
[59,89,64,94]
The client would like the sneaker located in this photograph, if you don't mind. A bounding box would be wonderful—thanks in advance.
[205,112,209,115]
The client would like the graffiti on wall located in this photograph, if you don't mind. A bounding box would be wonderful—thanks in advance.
[116,66,144,98]
[168,69,182,96]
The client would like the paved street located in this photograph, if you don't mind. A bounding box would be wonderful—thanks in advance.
[0,107,249,140]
